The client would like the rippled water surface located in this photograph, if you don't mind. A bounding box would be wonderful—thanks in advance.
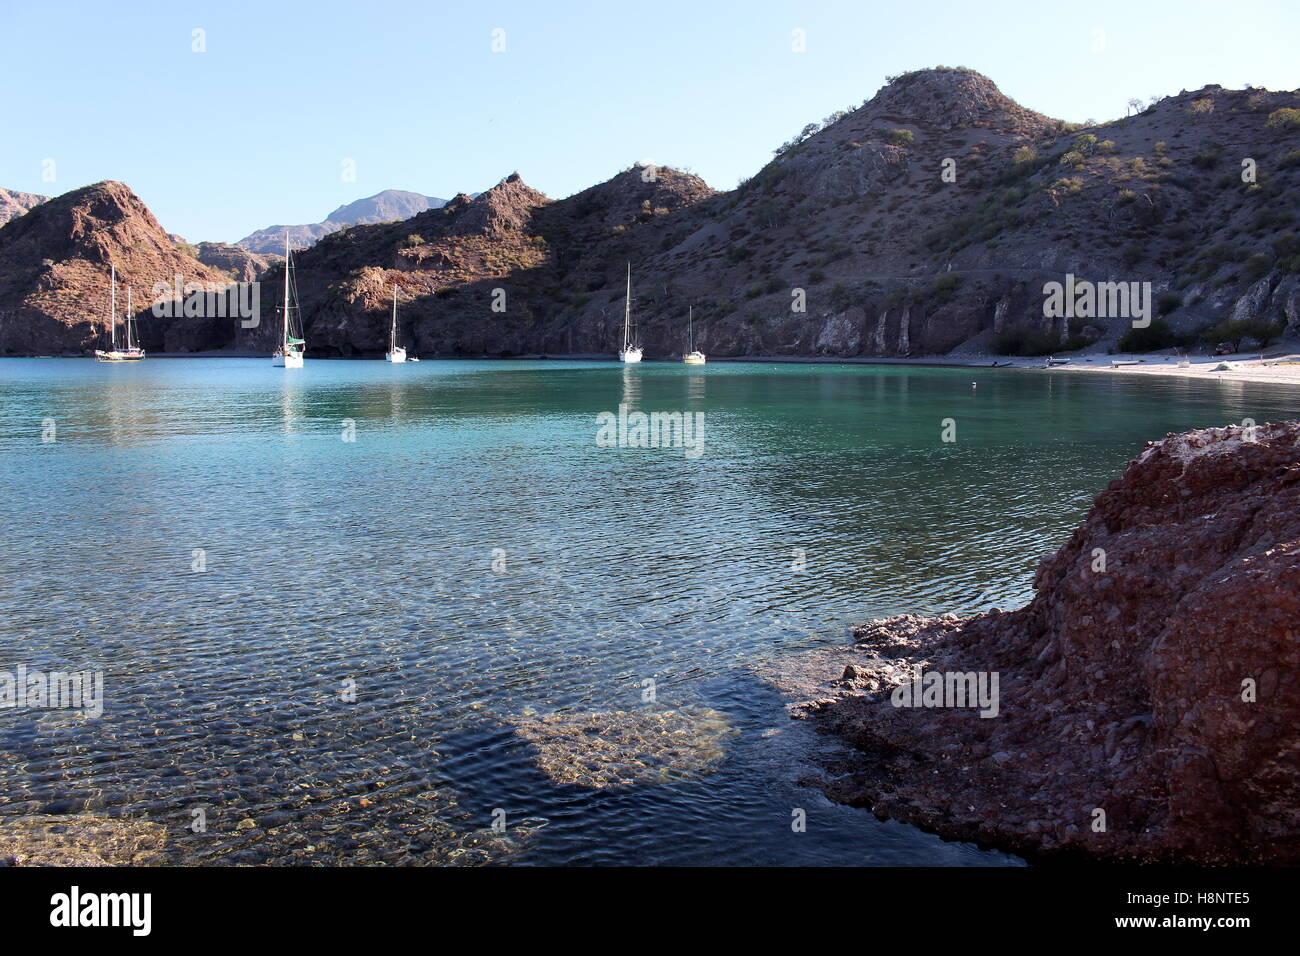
[1,358,1295,865]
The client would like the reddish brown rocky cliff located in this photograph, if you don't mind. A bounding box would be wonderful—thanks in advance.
[796,422,1300,864]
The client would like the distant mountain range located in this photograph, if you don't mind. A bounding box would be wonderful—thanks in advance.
[2,68,1298,358]
[234,189,452,254]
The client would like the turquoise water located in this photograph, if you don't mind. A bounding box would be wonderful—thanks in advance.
[0,358,1295,865]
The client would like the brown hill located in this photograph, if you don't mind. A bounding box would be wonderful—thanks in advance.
[0,187,47,227]
[0,182,244,354]
[2,68,1298,357]
[195,241,282,283]
[277,68,1300,358]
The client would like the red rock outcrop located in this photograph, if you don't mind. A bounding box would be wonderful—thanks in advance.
[797,422,1300,864]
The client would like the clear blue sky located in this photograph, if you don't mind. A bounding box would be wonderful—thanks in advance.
[3,0,1296,243]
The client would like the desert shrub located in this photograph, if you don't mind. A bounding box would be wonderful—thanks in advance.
[931,272,963,301]
[1121,243,1146,267]
[764,275,785,294]
[1156,292,1183,315]
[1186,98,1215,116]
[1266,108,1300,130]
[1118,318,1180,352]
[1054,177,1084,195]
[1129,157,1148,174]
[1059,150,1085,167]
[1074,133,1098,152]
[1204,318,1287,349]
[401,234,424,248]
[1243,252,1274,281]
[1281,150,1300,170]
[991,325,1062,356]
[886,129,915,146]
[1191,146,1222,169]
[1096,140,1117,153]
[828,282,853,310]
[1012,146,1037,164]
[1273,233,1300,258]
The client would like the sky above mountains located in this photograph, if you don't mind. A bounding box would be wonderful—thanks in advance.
[4,0,1297,242]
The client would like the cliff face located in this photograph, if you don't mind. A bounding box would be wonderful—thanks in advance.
[795,422,1300,864]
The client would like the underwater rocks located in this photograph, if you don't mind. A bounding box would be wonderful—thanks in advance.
[513,706,736,789]
[0,814,169,866]
[796,422,1300,864]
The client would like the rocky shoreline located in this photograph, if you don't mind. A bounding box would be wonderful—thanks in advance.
[789,422,1300,864]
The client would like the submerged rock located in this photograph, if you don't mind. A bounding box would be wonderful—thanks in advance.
[796,422,1300,864]
[0,814,168,866]
[514,706,736,789]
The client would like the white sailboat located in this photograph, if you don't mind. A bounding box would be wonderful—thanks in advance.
[94,266,145,362]
[683,306,705,365]
[385,286,407,363]
[272,231,305,368]
[618,263,643,363]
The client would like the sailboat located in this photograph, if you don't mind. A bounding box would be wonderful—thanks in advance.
[385,286,407,363]
[683,306,705,365]
[94,266,145,362]
[618,263,643,363]
[272,232,305,368]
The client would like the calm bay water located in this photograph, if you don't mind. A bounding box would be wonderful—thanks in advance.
[0,357,1295,865]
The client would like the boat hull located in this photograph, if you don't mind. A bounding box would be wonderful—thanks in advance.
[683,352,706,365]
[619,348,643,364]
[386,348,407,363]
[95,349,145,362]
[273,349,304,368]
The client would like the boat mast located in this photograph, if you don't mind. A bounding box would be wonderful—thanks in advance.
[391,286,398,352]
[282,231,290,351]
[125,286,133,349]
[109,265,117,350]
[623,263,631,352]
[688,306,693,352]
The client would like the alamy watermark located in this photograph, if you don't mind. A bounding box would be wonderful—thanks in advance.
[890,665,999,718]
[151,275,261,328]
[1,664,104,718]
[596,404,705,458]
[1043,274,1152,328]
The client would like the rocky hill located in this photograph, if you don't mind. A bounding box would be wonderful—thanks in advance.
[275,68,1300,358]
[792,421,1300,864]
[0,187,48,226]
[0,182,256,355]
[2,68,1298,357]
[235,189,450,254]
[194,241,282,283]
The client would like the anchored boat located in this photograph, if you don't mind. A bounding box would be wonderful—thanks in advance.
[272,232,306,368]
[618,263,642,364]
[683,306,705,365]
[386,286,407,363]
[94,266,145,362]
